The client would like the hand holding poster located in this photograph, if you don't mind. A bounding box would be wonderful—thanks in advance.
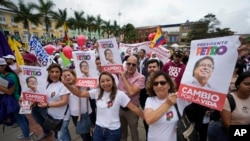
[178,36,241,111]
[73,51,98,88]
[98,38,124,73]
[18,66,47,114]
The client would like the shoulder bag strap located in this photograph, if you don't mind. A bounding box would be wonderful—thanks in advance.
[77,98,81,121]
[174,103,181,120]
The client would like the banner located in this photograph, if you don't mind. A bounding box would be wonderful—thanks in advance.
[98,38,124,73]
[73,51,98,88]
[119,41,171,64]
[18,65,47,114]
[29,35,53,67]
[178,36,240,111]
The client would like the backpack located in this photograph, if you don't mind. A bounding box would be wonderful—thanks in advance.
[210,93,236,121]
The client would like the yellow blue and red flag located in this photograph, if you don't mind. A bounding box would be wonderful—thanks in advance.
[150,26,166,48]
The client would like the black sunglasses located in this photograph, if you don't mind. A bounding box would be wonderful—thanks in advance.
[126,62,137,67]
[153,81,167,86]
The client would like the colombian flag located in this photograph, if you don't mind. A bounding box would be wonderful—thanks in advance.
[150,26,166,48]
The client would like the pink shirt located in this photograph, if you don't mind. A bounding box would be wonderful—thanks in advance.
[118,71,145,106]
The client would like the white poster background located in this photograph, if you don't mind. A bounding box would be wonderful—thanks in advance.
[73,51,99,87]
[18,66,47,114]
[179,35,240,110]
[98,38,123,73]
[119,41,171,64]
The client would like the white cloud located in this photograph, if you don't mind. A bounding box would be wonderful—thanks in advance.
[11,0,250,34]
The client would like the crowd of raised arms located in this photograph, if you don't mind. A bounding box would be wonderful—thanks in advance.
[0,36,250,141]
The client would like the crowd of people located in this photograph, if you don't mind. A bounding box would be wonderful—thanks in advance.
[0,36,250,141]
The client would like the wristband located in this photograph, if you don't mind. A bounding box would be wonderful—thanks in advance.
[47,103,50,108]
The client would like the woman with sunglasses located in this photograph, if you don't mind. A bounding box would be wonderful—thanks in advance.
[144,71,189,141]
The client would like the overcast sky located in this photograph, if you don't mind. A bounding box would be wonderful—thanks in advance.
[13,0,250,34]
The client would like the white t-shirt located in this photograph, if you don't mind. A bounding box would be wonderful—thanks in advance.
[46,81,70,120]
[145,97,188,141]
[89,89,130,130]
[69,92,92,116]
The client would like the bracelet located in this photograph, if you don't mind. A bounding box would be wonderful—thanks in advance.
[47,103,50,108]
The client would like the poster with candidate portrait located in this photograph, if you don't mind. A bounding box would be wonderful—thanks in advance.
[73,50,98,88]
[97,38,124,74]
[178,36,240,111]
[18,66,48,114]
[119,41,171,64]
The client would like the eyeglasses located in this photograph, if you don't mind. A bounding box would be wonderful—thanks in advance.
[126,62,137,67]
[153,81,167,86]
[28,80,37,83]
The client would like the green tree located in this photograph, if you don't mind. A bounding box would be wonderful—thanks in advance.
[94,15,104,39]
[187,13,233,41]
[67,11,86,35]
[13,0,41,35]
[111,20,120,37]
[86,15,96,39]
[52,8,68,29]
[31,0,55,35]
[0,0,17,10]
[121,23,137,43]
[102,20,112,38]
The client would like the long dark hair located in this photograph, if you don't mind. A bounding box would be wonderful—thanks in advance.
[97,72,117,102]
[46,63,62,84]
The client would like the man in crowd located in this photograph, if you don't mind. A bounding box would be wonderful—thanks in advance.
[118,56,145,141]
[162,51,186,89]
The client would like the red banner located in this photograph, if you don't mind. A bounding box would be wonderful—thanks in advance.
[178,84,226,111]
[101,65,124,74]
[22,92,47,103]
[76,78,98,88]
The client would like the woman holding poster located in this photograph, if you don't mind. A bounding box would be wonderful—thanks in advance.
[38,64,71,141]
[62,69,92,141]
[62,71,144,141]
[144,71,189,141]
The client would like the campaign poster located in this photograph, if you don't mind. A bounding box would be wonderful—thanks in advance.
[119,41,171,64]
[98,38,124,73]
[178,36,240,111]
[18,66,47,114]
[73,50,98,88]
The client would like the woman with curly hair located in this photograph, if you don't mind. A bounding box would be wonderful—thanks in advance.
[144,71,189,141]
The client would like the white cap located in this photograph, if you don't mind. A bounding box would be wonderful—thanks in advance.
[3,54,15,60]
[0,58,7,65]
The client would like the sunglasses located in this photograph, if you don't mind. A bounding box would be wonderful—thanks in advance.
[153,81,167,86]
[126,62,137,67]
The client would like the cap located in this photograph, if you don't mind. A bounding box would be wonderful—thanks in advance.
[3,54,15,60]
[23,53,37,62]
[0,58,7,65]
[173,51,183,57]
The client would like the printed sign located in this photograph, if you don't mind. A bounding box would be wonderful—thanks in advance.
[178,36,240,110]
[29,35,53,67]
[22,92,47,103]
[73,51,99,88]
[119,41,171,64]
[18,66,47,114]
[98,38,124,73]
